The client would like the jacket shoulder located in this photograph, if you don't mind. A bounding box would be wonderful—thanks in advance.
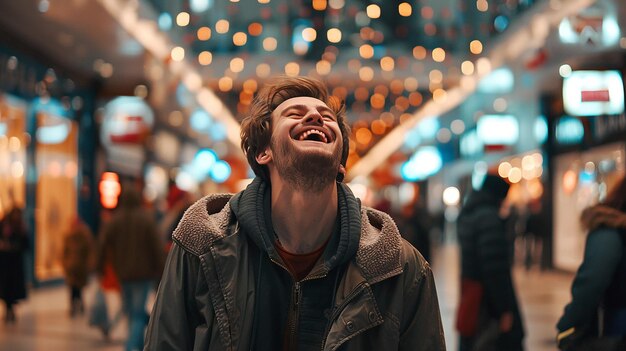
[357,207,405,283]
[172,193,235,256]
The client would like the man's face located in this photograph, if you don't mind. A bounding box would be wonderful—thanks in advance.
[260,96,343,190]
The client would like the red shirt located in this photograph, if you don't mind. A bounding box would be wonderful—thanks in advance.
[275,239,329,281]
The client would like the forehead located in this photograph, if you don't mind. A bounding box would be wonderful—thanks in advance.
[273,96,330,116]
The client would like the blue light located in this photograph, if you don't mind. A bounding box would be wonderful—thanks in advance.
[494,15,509,32]
[556,116,584,144]
[190,109,212,132]
[534,115,548,144]
[417,116,439,141]
[292,20,313,55]
[158,13,173,31]
[190,0,212,13]
[478,68,514,94]
[210,160,231,183]
[403,128,421,149]
[176,83,193,107]
[209,122,227,141]
[400,146,442,181]
[193,149,217,176]
[0,122,7,136]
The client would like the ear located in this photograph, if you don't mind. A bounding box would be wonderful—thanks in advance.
[336,164,346,182]
[256,149,272,165]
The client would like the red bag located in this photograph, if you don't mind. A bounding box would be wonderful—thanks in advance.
[100,262,121,292]
[455,278,484,337]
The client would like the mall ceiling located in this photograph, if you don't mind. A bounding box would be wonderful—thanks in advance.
[0,0,624,179]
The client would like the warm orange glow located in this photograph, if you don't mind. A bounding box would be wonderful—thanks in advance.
[99,172,121,209]
[371,120,386,135]
[470,40,483,54]
[461,60,474,75]
[243,79,258,93]
[327,28,342,43]
[197,27,212,41]
[256,63,271,77]
[215,19,230,34]
[413,46,427,60]
[380,112,395,126]
[409,92,423,106]
[366,4,381,19]
[380,56,395,71]
[284,62,300,76]
[355,127,373,145]
[248,23,263,36]
[398,2,412,16]
[230,57,244,72]
[312,0,327,11]
[316,60,331,75]
[370,93,386,110]
[232,32,248,46]
[263,37,277,51]
[359,66,374,81]
[198,51,212,65]
[432,47,446,62]
[354,87,369,101]
[218,77,233,92]
[359,44,374,59]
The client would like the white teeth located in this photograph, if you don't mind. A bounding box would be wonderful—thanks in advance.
[298,129,328,143]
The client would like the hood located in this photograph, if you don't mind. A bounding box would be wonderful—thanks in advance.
[581,205,626,231]
[459,190,501,218]
[228,177,362,272]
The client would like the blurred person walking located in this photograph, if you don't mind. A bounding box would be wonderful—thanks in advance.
[0,206,29,324]
[97,186,165,351]
[61,217,95,317]
[145,76,445,350]
[556,176,626,350]
[456,175,525,351]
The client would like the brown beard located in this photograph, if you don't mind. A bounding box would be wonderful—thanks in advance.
[270,137,341,192]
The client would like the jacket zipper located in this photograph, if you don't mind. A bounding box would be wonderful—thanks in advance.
[270,257,328,350]
[320,282,367,351]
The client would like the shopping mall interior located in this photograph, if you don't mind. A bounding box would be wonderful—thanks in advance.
[0,0,625,350]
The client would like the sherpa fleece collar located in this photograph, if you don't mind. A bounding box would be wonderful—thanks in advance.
[172,179,403,282]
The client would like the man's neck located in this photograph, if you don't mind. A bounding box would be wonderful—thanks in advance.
[270,179,338,254]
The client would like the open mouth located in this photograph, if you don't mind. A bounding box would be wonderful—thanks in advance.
[293,128,330,143]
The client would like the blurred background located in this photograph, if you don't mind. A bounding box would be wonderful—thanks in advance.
[0,0,624,350]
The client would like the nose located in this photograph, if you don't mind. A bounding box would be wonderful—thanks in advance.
[303,110,324,125]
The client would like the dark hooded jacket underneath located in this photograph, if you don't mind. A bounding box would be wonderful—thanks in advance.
[145,178,445,351]
[557,205,626,339]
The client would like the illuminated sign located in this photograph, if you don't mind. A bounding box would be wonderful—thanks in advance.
[400,146,442,181]
[476,115,519,146]
[556,116,584,144]
[558,1,620,46]
[99,172,121,209]
[563,70,624,117]
[101,96,154,145]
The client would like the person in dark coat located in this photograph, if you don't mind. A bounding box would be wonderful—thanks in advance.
[556,176,626,350]
[98,186,165,351]
[0,206,29,324]
[456,174,525,351]
[61,217,95,317]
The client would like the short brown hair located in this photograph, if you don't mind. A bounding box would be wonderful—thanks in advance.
[240,76,350,182]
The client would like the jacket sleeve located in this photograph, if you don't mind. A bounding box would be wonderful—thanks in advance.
[399,244,446,351]
[475,209,514,317]
[145,243,213,350]
[556,228,623,333]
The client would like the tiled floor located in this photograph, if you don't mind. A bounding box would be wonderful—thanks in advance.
[0,243,574,350]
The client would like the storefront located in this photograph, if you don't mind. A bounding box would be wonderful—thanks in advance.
[0,48,98,285]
